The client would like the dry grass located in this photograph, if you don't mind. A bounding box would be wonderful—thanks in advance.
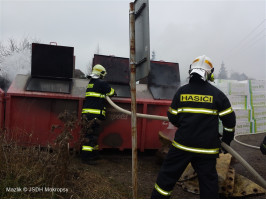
[0,111,129,199]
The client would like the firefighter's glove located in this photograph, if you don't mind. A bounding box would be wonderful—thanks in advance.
[221,136,232,146]
[260,136,266,155]
[221,135,233,154]
[221,131,234,145]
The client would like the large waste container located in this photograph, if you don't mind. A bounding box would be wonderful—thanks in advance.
[5,74,86,147]
[5,75,177,151]
[0,88,4,129]
[4,42,82,147]
[5,50,180,151]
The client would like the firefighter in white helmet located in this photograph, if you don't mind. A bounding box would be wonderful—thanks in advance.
[151,55,236,199]
[81,64,116,165]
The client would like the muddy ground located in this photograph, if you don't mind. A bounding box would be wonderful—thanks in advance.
[77,133,266,199]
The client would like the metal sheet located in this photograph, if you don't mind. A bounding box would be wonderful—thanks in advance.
[31,43,74,79]
[149,85,179,100]
[8,74,87,98]
[109,84,130,98]
[26,77,72,94]
[148,61,180,100]
[149,61,180,86]
[93,54,130,85]
[134,0,150,81]
[92,55,132,98]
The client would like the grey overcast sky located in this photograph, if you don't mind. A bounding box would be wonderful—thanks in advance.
[0,0,265,80]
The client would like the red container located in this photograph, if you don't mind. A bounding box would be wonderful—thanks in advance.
[99,85,177,152]
[5,75,177,151]
[5,74,85,147]
[0,88,4,129]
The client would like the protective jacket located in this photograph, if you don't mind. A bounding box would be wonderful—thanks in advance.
[82,78,115,120]
[167,76,236,158]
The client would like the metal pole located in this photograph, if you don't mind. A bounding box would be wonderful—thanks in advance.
[129,2,138,198]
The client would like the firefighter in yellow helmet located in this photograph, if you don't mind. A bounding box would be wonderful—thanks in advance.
[81,64,116,165]
[151,55,236,198]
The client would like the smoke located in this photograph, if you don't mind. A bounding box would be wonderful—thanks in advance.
[0,48,31,91]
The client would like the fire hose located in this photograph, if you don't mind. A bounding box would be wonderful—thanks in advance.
[106,96,266,189]
[234,133,263,150]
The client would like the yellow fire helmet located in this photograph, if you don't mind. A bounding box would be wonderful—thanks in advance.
[90,64,107,79]
[189,55,214,82]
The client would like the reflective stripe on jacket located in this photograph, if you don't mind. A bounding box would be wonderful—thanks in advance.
[172,141,219,154]
[82,145,99,152]
[168,106,234,117]
[82,108,106,116]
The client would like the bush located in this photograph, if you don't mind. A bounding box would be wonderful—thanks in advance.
[0,111,129,198]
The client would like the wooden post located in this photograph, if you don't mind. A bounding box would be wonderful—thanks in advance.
[129,2,138,198]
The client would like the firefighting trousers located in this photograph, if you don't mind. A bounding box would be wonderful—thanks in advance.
[151,146,219,199]
[81,117,101,161]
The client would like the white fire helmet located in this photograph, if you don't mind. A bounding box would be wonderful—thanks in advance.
[90,64,107,79]
[189,55,214,82]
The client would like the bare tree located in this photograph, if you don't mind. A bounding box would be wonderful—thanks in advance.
[0,37,39,63]
[0,37,39,91]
